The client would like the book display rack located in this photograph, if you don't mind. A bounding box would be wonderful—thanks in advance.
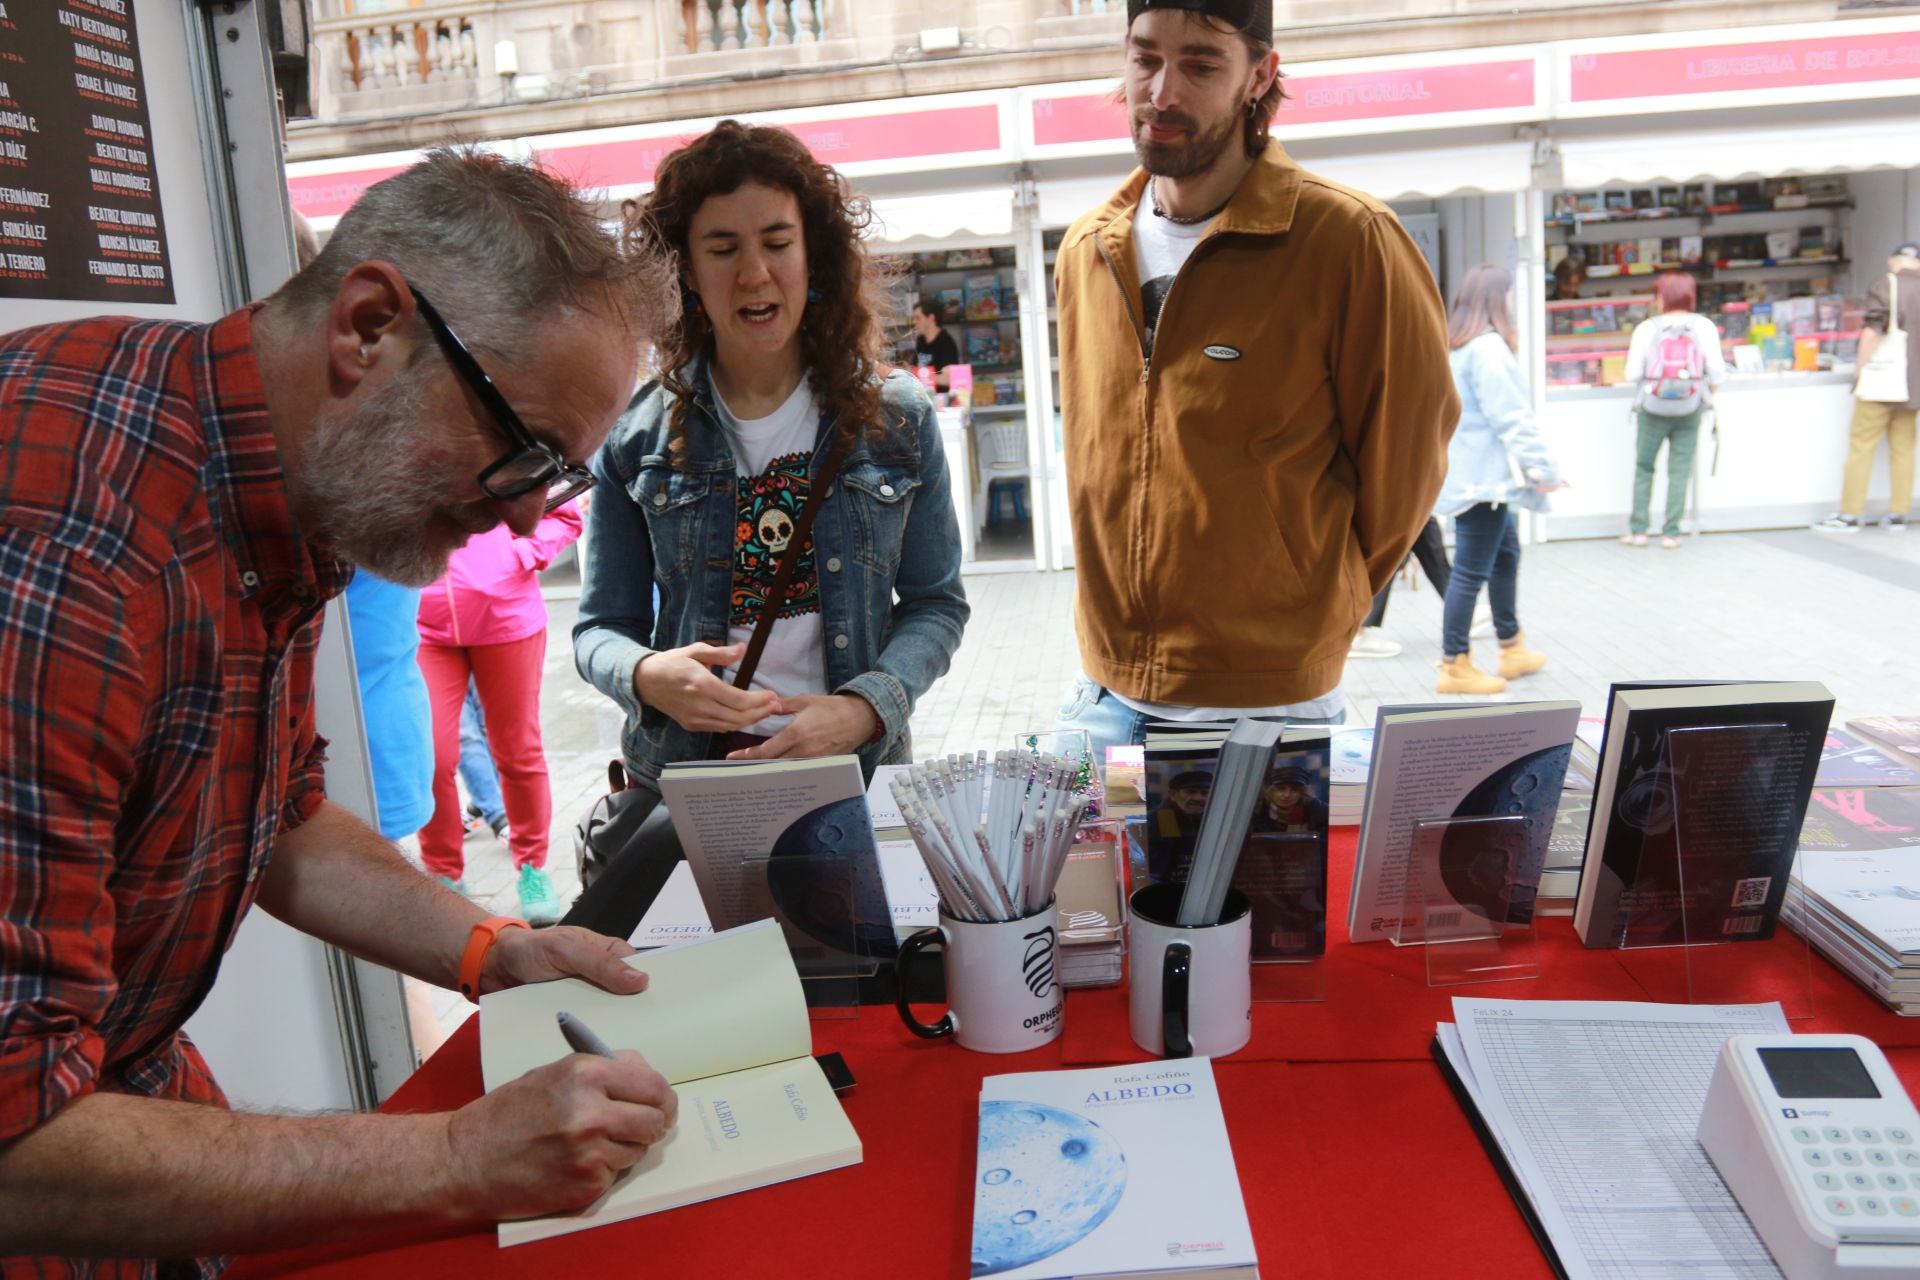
[1391,813,1542,989]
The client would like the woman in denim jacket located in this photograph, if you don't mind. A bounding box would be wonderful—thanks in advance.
[1433,264,1562,696]
[565,122,968,928]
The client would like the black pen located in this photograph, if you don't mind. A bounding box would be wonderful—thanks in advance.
[556,1010,616,1058]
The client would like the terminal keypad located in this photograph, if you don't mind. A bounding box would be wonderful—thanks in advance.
[1796,1127,1920,1220]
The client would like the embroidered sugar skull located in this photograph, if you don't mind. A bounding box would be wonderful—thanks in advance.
[758,507,794,553]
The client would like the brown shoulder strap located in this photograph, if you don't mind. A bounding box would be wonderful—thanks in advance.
[732,422,857,690]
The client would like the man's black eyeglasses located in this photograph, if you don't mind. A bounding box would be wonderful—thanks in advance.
[409,287,595,513]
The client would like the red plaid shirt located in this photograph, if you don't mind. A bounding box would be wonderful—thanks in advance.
[0,306,349,1279]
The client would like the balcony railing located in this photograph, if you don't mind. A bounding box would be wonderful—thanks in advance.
[340,15,479,92]
[682,1,829,52]
[302,0,1830,131]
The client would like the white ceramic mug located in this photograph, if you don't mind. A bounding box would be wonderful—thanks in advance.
[1127,883,1252,1059]
[895,900,1064,1053]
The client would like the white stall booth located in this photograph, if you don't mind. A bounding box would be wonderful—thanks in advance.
[1532,19,1920,538]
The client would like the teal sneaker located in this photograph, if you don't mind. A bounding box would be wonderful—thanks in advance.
[517,864,562,925]
[435,874,469,896]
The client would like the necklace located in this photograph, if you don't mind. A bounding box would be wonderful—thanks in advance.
[1149,182,1229,226]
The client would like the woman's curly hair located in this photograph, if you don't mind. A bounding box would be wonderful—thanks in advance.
[624,120,896,454]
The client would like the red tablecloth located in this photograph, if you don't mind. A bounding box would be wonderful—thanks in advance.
[230,831,1920,1279]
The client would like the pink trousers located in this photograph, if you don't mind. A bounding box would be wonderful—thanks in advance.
[416,631,550,876]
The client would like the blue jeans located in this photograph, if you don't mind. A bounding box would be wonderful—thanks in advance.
[1052,676,1346,766]
[457,681,507,827]
[1443,503,1519,657]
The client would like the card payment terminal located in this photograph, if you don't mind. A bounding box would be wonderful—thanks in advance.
[1698,1033,1920,1280]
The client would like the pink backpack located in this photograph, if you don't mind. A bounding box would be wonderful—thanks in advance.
[1647,323,1705,406]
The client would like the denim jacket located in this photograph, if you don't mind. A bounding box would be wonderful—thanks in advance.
[573,355,969,789]
[1435,332,1560,516]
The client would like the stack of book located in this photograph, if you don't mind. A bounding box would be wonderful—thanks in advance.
[1833,716,1920,784]
[1782,788,1920,1015]
[1329,726,1369,826]
[1779,719,1920,1014]
[1054,839,1125,988]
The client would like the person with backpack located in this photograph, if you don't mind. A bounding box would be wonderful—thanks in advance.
[1621,271,1726,549]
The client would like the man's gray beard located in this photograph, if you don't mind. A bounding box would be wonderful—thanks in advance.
[298,372,460,587]
[1133,109,1240,181]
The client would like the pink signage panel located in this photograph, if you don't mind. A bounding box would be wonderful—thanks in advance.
[1571,27,1920,102]
[287,166,408,218]
[536,104,1002,188]
[1030,58,1536,147]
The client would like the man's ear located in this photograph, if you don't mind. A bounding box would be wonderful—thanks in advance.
[325,261,415,388]
[1249,48,1281,107]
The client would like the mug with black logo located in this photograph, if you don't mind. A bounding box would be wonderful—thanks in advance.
[894,900,1064,1053]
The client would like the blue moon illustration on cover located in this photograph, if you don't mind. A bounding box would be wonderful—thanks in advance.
[1443,743,1572,925]
[972,1100,1127,1275]
[766,796,898,959]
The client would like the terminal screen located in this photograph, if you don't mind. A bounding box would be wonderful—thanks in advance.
[1758,1047,1881,1100]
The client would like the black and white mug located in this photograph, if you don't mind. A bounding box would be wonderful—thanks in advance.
[894,900,1063,1053]
[1127,883,1252,1059]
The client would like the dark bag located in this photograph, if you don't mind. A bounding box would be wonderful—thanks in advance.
[573,424,857,894]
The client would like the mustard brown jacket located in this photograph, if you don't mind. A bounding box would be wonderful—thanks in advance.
[1055,141,1459,707]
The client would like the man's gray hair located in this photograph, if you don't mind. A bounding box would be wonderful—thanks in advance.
[274,147,671,366]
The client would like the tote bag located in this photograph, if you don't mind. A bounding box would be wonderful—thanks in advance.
[1857,272,1911,404]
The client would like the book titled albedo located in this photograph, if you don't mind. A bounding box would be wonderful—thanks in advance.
[970,1059,1257,1279]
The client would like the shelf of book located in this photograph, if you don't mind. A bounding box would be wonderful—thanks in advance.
[1546,198,1853,228]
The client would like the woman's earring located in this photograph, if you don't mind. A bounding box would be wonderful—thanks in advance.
[807,287,821,302]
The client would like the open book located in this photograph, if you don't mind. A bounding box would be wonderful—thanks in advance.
[478,919,862,1247]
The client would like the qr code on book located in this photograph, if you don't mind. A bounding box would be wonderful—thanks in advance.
[1731,877,1772,909]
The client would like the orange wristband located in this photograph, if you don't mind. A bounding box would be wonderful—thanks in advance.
[458,916,530,1000]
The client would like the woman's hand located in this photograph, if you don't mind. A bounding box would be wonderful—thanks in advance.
[726,694,878,761]
[634,641,780,733]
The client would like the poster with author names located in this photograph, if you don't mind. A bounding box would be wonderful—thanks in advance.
[0,0,175,303]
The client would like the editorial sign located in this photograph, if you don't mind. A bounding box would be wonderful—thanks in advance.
[0,0,174,303]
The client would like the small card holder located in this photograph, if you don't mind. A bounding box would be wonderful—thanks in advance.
[1392,813,1541,988]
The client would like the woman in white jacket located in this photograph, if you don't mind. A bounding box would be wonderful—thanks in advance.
[1434,264,1563,696]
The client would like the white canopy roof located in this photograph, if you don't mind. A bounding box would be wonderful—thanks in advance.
[1034,141,1535,227]
[865,188,1013,245]
[1558,116,1920,187]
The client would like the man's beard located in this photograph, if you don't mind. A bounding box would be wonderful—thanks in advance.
[298,372,495,587]
[1131,103,1242,180]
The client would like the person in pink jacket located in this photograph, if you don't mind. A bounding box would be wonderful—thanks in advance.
[416,498,584,922]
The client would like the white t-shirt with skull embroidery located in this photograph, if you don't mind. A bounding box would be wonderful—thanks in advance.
[712,373,827,737]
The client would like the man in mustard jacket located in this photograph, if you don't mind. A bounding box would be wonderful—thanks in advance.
[1052,0,1459,755]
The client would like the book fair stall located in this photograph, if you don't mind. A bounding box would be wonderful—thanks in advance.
[151,13,1920,1280]
[291,14,1920,561]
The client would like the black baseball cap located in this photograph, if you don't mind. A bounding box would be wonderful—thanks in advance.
[1895,241,1920,261]
[1168,771,1213,791]
[1127,0,1273,35]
